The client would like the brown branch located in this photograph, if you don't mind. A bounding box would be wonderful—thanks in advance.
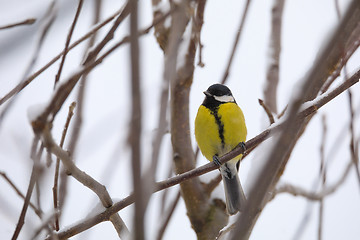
[264,0,285,114]
[142,0,181,220]
[258,99,275,124]
[318,115,327,240]
[221,0,252,84]
[129,0,144,239]
[53,102,76,231]
[203,174,222,195]
[52,68,360,239]
[54,0,83,88]
[82,2,130,66]
[320,0,360,93]
[31,211,57,240]
[347,88,360,189]
[195,0,207,67]
[12,138,43,240]
[0,172,43,218]
[156,191,181,240]
[160,163,174,216]
[0,18,36,30]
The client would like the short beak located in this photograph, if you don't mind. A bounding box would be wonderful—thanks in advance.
[203,90,211,97]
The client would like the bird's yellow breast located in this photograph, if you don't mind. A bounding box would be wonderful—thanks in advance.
[195,102,247,162]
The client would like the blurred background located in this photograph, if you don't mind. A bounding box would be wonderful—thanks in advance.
[0,0,359,239]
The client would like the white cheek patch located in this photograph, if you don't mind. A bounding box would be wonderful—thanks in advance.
[214,95,235,103]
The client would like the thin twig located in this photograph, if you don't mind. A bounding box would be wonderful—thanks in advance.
[53,102,76,231]
[160,160,174,216]
[12,137,43,240]
[82,2,130,66]
[258,99,275,124]
[0,172,43,218]
[0,2,56,127]
[31,211,58,240]
[195,0,207,67]
[59,1,102,219]
[156,191,181,240]
[58,0,102,226]
[221,0,252,84]
[318,115,327,240]
[54,0,83,88]
[0,18,36,30]
[347,88,360,190]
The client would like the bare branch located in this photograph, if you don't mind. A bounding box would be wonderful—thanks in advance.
[0,172,43,218]
[264,0,286,114]
[54,0,83,88]
[52,102,76,231]
[318,115,327,240]
[12,137,43,240]
[156,191,181,240]
[0,18,36,30]
[40,123,130,238]
[221,0,252,84]
[128,0,144,239]
[347,88,360,189]
[258,99,275,124]
[59,0,102,219]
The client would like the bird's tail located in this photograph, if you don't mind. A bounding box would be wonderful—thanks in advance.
[220,163,246,215]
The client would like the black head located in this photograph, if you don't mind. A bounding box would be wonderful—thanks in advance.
[204,84,233,98]
[202,84,236,110]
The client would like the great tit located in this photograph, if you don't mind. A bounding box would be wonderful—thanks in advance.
[195,84,247,215]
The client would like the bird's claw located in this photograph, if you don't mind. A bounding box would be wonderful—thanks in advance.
[213,155,221,166]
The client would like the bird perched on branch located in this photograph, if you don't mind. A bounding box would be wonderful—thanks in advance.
[195,84,247,215]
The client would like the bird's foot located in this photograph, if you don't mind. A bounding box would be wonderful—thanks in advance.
[213,155,221,166]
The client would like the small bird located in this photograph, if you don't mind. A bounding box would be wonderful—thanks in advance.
[195,84,247,215]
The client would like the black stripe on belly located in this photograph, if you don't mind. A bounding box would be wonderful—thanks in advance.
[210,107,225,148]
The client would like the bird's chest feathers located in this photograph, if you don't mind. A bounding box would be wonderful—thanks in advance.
[196,103,246,159]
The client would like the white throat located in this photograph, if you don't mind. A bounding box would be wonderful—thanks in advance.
[214,95,235,103]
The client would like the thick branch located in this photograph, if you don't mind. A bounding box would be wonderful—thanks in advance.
[129,0,144,239]
[231,1,360,239]
[263,0,285,114]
